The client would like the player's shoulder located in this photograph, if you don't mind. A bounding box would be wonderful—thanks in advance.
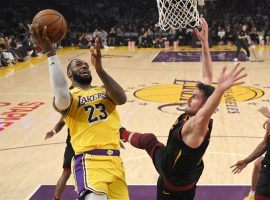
[93,85,107,93]
[69,87,80,94]
[69,86,107,97]
[69,86,103,94]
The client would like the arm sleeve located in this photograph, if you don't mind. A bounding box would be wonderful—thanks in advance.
[48,55,70,111]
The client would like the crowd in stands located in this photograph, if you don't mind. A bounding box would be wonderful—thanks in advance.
[1,0,270,67]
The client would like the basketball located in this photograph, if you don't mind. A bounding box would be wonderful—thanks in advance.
[32,9,67,43]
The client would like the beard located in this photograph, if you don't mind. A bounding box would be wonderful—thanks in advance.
[185,106,191,115]
[185,105,195,116]
[72,71,92,85]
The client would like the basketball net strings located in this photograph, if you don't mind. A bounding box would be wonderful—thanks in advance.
[156,0,201,30]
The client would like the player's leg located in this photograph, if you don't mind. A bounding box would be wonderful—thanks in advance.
[107,155,129,200]
[234,42,242,61]
[108,178,129,200]
[243,42,251,59]
[54,169,71,200]
[254,165,270,200]
[120,127,164,158]
[54,144,75,200]
[244,156,264,200]
[156,175,196,200]
[83,155,128,200]
[252,157,264,191]
[72,154,109,200]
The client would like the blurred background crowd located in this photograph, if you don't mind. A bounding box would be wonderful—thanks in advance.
[1,0,270,67]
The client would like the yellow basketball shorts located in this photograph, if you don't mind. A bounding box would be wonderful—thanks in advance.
[72,152,129,200]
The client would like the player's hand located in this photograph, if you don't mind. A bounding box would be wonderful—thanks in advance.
[263,119,270,133]
[230,160,247,174]
[194,18,208,44]
[90,37,102,71]
[30,24,54,52]
[45,130,55,140]
[217,62,247,92]
[258,107,270,118]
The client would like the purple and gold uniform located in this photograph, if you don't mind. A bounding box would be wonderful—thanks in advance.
[64,86,129,200]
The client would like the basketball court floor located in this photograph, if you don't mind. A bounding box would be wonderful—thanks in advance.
[0,45,270,200]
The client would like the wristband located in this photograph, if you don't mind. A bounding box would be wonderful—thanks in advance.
[52,129,57,134]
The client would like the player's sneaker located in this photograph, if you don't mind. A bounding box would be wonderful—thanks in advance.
[233,58,238,62]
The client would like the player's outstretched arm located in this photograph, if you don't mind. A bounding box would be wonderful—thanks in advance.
[194,18,213,85]
[186,63,247,143]
[31,24,70,111]
[45,117,65,140]
[231,132,268,174]
[90,37,127,105]
[197,63,246,122]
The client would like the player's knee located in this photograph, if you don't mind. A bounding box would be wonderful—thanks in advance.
[140,133,158,148]
[140,133,164,158]
[63,168,71,176]
[254,158,262,171]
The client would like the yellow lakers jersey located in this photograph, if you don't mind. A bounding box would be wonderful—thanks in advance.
[64,86,121,154]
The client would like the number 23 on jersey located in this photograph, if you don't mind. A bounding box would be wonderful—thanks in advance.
[84,103,108,123]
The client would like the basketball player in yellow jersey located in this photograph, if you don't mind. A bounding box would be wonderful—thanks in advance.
[31,24,129,200]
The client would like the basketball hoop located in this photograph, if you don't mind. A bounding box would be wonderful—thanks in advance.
[156,0,203,31]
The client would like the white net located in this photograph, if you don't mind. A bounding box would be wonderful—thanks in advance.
[156,0,201,30]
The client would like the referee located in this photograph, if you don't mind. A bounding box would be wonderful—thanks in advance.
[234,24,251,62]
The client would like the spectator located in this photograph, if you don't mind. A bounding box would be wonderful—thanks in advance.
[78,33,92,49]
[154,34,165,48]
[108,27,116,46]
[250,27,259,45]
[217,27,226,45]
[225,26,235,45]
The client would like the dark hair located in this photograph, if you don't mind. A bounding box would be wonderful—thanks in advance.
[67,59,76,72]
[67,59,89,72]
[196,82,215,100]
